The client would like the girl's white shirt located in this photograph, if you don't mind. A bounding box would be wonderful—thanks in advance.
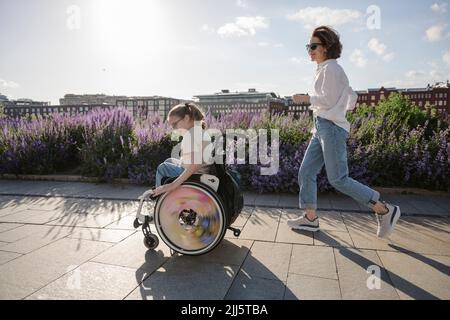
[309,59,357,133]
[180,126,214,173]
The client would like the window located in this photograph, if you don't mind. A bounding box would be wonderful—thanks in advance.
[371,95,375,101]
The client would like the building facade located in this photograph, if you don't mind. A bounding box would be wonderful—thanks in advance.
[284,95,311,118]
[355,81,450,114]
[4,104,114,118]
[193,89,286,116]
[59,94,128,106]
[116,96,185,120]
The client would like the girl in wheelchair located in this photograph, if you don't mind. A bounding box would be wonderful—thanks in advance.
[152,102,214,197]
[134,102,243,255]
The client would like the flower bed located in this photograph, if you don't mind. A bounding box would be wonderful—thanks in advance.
[1,93,448,192]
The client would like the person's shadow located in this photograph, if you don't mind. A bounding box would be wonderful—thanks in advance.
[316,232,443,300]
[133,239,297,300]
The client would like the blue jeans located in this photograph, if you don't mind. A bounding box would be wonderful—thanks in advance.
[298,116,380,210]
[155,158,185,187]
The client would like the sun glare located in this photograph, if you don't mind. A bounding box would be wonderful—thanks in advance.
[93,0,168,55]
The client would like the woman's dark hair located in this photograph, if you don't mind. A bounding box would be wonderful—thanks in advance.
[312,26,342,59]
[168,102,206,129]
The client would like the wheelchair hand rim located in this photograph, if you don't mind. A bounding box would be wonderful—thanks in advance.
[154,183,227,255]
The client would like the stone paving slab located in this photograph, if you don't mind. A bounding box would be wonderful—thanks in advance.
[275,211,314,245]
[377,250,450,300]
[225,271,286,300]
[0,209,65,225]
[126,257,239,300]
[334,248,400,300]
[186,238,253,266]
[240,241,292,282]
[73,184,149,200]
[104,214,140,230]
[0,250,22,265]
[0,181,99,198]
[27,262,140,300]
[289,245,338,280]
[239,208,282,242]
[388,219,450,256]
[47,211,130,229]
[91,230,171,275]
[0,206,23,218]
[341,212,395,251]
[66,228,136,243]
[0,225,74,254]
[313,230,355,248]
[0,223,24,233]
[0,224,56,243]
[0,238,112,299]
[285,273,341,300]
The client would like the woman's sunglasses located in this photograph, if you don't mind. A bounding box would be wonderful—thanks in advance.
[306,43,323,51]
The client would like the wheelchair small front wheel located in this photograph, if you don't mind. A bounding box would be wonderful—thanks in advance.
[143,234,159,250]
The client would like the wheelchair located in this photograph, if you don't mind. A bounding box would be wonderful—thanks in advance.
[133,163,243,256]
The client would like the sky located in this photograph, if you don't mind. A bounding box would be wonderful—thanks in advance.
[0,0,449,105]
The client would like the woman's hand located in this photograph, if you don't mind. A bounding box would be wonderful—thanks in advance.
[152,182,178,197]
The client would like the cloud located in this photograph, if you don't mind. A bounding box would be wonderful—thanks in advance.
[406,70,426,79]
[425,24,449,41]
[290,57,310,65]
[236,0,248,8]
[217,16,269,38]
[287,7,363,29]
[368,38,386,55]
[443,51,450,67]
[201,24,215,34]
[431,3,448,13]
[368,38,395,62]
[257,42,269,47]
[383,66,450,88]
[0,78,19,89]
[349,49,367,67]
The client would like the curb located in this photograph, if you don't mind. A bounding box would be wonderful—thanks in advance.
[1,174,449,197]
[0,174,130,184]
[0,192,448,218]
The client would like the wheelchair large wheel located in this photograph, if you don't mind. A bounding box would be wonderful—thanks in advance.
[154,182,227,256]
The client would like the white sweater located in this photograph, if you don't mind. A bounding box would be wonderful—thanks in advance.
[309,59,357,133]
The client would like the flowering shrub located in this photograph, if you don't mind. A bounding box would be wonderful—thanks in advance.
[0,94,448,191]
[0,113,84,174]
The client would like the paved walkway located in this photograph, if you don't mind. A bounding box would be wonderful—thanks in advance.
[0,180,449,300]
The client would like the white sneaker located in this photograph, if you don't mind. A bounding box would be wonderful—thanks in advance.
[376,202,401,238]
[287,214,320,232]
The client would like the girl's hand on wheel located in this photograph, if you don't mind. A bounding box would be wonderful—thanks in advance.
[152,183,177,197]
